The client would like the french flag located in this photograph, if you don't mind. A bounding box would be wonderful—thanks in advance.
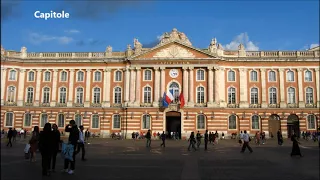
[166,89,175,104]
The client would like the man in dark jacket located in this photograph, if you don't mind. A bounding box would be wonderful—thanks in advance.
[196,131,202,148]
[204,130,209,150]
[146,130,151,147]
[12,128,17,142]
[7,128,13,147]
[160,131,166,147]
[63,120,79,175]
[277,129,283,146]
[39,123,54,176]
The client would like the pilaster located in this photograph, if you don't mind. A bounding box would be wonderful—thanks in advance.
[260,69,268,108]
[279,68,286,108]
[134,67,141,107]
[152,67,160,107]
[0,68,7,105]
[219,67,226,107]
[103,68,111,107]
[84,69,91,107]
[188,66,194,107]
[207,66,214,107]
[297,68,305,107]
[50,69,58,107]
[129,67,136,107]
[124,67,130,106]
[67,69,75,107]
[160,67,166,107]
[182,67,189,107]
[34,69,42,107]
[16,69,26,106]
[239,68,249,108]
[315,68,320,107]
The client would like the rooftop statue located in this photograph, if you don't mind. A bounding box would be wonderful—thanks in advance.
[158,28,192,46]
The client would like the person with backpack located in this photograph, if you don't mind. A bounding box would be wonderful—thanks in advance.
[62,120,79,175]
[145,130,151,147]
[240,130,253,153]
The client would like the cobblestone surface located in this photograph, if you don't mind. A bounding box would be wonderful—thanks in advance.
[1,138,319,180]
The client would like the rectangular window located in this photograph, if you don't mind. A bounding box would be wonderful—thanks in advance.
[24,113,32,127]
[113,115,120,129]
[41,114,48,127]
[5,113,13,126]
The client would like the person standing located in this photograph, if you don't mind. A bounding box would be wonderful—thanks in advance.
[76,125,86,161]
[188,132,197,151]
[277,129,283,145]
[85,129,89,142]
[204,130,209,150]
[6,128,13,147]
[49,124,61,172]
[39,123,54,176]
[240,130,253,153]
[239,131,244,146]
[290,132,303,157]
[63,120,80,175]
[196,131,201,148]
[12,128,17,142]
[160,131,166,147]
[30,126,40,162]
[145,129,151,147]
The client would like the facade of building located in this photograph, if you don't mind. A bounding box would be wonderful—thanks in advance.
[1,28,320,139]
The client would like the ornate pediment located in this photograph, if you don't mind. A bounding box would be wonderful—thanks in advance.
[153,45,195,58]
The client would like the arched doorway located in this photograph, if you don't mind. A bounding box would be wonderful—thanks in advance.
[166,111,181,139]
[287,114,300,138]
[268,114,281,138]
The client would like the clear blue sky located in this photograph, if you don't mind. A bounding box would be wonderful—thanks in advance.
[1,0,319,52]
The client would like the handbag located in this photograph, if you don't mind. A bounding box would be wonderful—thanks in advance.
[61,143,74,161]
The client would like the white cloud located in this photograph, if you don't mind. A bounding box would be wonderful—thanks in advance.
[301,43,319,50]
[64,29,80,33]
[310,43,319,49]
[28,32,73,45]
[224,32,259,51]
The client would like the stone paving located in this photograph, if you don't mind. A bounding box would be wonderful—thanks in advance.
[1,138,319,180]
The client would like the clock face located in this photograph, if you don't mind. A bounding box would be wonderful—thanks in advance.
[169,69,179,78]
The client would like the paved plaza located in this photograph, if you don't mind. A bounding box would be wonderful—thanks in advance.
[1,138,319,180]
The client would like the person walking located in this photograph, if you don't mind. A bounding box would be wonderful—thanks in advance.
[290,132,303,157]
[49,124,61,172]
[30,126,40,162]
[63,120,80,175]
[76,125,87,161]
[204,130,209,150]
[160,131,166,147]
[6,128,13,147]
[240,130,253,153]
[196,131,202,148]
[277,129,283,145]
[239,131,244,146]
[12,128,17,142]
[39,123,54,176]
[145,130,151,147]
[188,132,197,151]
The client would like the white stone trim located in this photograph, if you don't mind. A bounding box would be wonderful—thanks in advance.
[141,114,152,130]
[57,86,68,103]
[143,69,153,81]
[93,70,102,82]
[114,70,123,82]
[196,114,206,130]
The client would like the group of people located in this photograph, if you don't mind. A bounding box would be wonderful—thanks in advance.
[3,128,28,147]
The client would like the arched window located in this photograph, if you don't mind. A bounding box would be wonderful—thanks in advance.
[75,114,82,126]
[9,70,16,80]
[77,71,84,81]
[143,86,151,103]
[93,87,101,104]
[24,113,32,127]
[92,114,99,128]
[288,87,295,104]
[196,86,205,103]
[59,87,67,103]
[113,114,121,129]
[228,115,237,129]
[43,87,50,103]
[306,87,313,104]
[307,115,316,129]
[58,114,65,127]
[26,87,34,103]
[94,71,101,81]
[196,69,205,81]
[197,114,205,129]
[144,70,152,81]
[250,87,258,104]
[228,70,235,81]
[44,71,51,81]
[251,115,260,130]
[304,70,312,82]
[40,113,48,127]
[142,114,151,129]
[76,87,84,104]
[115,71,122,82]
[250,70,258,81]
[268,71,276,82]
[114,87,122,104]
[228,87,236,104]
[269,87,277,104]
[5,112,14,127]
[287,70,294,82]
[28,71,35,81]
[60,71,67,81]
[7,86,15,102]
[169,82,180,102]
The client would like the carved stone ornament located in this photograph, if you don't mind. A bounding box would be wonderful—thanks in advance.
[106,45,112,53]
[238,44,245,51]
[21,46,27,53]
[153,45,195,58]
[208,38,217,53]
[158,28,192,46]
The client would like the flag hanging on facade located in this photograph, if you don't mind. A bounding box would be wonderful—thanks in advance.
[162,92,169,108]
[179,92,185,108]
[166,89,174,104]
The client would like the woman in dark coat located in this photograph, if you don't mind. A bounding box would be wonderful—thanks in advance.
[49,124,61,172]
[290,132,303,157]
[39,123,54,176]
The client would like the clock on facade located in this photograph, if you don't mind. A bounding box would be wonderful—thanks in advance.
[169,69,179,78]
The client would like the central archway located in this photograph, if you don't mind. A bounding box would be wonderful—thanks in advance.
[287,114,300,138]
[268,114,281,138]
[166,111,181,139]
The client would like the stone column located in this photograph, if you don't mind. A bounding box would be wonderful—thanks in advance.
[239,68,249,108]
[124,67,130,106]
[297,68,304,108]
[129,68,136,106]
[214,67,220,107]
[84,69,91,107]
[34,69,42,106]
[67,69,75,107]
[17,69,26,106]
[182,67,189,106]
[50,69,58,107]
[279,68,286,108]
[153,67,160,107]
[105,68,111,107]
[261,69,267,108]
[219,67,226,107]
[134,67,141,106]
[315,68,320,108]
[1,68,7,105]
[207,66,214,107]
[188,67,194,107]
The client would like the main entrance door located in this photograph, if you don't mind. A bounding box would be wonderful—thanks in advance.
[268,114,281,138]
[166,111,181,139]
[287,114,300,138]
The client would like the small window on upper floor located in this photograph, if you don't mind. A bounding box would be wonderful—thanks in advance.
[44,71,51,82]
[9,70,16,81]
[286,70,294,82]
[304,70,312,82]
[28,71,35,82]
[250,70,258,82]
[94,71,102,82]
[228,70,235,81]
[144,70,152,81]
[115,71,122,82]
[60,71,68,82]
[196,69,205,81]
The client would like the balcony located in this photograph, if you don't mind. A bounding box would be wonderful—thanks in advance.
[268,104,280,108]
[305,103,316,108]
[141,103,152,107]
[168,104,179,111]
[287,103,298,108]
[4,101,17,106]
[111,103,122,108]
[74,103,84,107]
[91,103,102,107]
[249,104,261,108]
[40,103,50,107]
[24,102,33,106]
[195,103,206,107]
[56,103,67,107]
[227,104,239,108]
